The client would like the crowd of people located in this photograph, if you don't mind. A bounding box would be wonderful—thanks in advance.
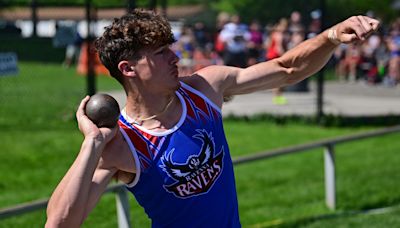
[171,11,400,91]
[334,17,400,87]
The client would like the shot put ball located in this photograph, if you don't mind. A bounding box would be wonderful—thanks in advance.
[85,94,120,128]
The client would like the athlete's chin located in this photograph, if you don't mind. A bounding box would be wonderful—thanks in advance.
[165,77,180,92]
[172,69,179,78]
[169,69,181,90]
[172,80,181,91]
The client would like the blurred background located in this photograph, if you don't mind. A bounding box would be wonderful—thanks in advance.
[1,0,400,227]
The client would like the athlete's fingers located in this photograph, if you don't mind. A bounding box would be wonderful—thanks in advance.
[76,96,90,120]
[368,17,380,31]
[357,16,372,37]
[340,33,359,43]
[347,16,368,41]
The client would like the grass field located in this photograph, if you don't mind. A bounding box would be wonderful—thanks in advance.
[0,62,399,227]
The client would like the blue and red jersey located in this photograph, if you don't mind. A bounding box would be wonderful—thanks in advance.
[118,82,241,227]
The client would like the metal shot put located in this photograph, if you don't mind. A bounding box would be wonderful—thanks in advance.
[85,94,120,128]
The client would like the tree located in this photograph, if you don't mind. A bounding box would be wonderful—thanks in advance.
[211,0,398,26]
[3,0,398,27]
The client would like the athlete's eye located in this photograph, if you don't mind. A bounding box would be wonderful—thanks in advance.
[155,48,165,55]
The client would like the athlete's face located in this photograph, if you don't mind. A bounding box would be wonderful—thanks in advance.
[134,45,180,93]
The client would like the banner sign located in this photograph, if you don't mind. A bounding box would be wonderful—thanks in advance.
[0,52,18,76]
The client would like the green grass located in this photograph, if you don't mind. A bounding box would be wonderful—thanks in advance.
[0,62,120,206]
[233,136,400,227]
[1,62,400,227]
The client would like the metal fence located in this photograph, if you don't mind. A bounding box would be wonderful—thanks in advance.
[1,125,400,227]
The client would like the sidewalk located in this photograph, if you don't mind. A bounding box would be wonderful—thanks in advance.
[107,81,400,118]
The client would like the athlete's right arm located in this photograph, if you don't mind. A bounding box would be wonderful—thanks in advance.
[45,97,118,228]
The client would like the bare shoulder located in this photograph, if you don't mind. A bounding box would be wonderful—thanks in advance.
[99,130,136,184]
[195,65,240,85]
[179,65,239,108]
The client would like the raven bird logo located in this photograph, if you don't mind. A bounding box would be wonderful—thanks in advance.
[160,129,224,198]
[161,129,213,181]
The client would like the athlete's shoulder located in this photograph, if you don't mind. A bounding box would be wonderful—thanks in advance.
[180,65,229,86]
[179,66,228,108]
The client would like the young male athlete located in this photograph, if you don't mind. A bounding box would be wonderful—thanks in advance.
[45,9,379,227]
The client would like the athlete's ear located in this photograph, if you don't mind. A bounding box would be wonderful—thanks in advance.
[118,61,136,77]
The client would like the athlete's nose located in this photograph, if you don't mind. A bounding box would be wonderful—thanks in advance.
[173,53,179,64]
[169,48,179,65]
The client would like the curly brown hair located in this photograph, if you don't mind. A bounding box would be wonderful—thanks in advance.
[95,9,175,83]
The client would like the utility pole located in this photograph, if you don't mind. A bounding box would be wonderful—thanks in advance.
[316,0,326,124]
[31,0,38,37]
[127,0,136,13]
[160,0,167,17]
[149,0,157,11]
[85,0,96,96]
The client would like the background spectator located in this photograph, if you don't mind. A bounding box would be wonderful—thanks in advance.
[219,14,250,68]
[265,18,289,104]
[247,20,264,66]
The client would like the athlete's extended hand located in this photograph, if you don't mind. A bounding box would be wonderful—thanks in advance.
[332,15,380,44]
[76,96,118,143]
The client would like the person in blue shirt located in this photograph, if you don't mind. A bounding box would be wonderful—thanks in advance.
[45,9,379,228]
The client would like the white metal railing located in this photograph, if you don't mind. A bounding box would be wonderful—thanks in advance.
[1,125,400,226]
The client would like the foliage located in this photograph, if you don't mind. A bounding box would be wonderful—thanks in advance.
[0,0,205,7]
[211,0,398,26]
[1,0,134,7]
[326,0,398,24]
[2,0,398,31]
[211,0,319,25]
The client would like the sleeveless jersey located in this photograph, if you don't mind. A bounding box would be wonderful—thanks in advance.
[118,82,241,228]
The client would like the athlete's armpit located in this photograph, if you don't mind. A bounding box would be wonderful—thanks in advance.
[114,170,136,184]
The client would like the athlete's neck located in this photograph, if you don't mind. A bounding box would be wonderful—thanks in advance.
[125,92,181,130]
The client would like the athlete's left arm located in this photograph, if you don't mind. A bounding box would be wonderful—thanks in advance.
[197,16,379,101]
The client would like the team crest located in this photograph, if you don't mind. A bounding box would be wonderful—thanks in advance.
[160,129,224,198]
